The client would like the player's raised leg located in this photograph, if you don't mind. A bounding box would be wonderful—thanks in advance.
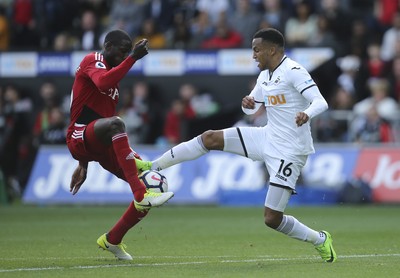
[137,134,212,171]
[91,117,174,207]
[135,129,244,172]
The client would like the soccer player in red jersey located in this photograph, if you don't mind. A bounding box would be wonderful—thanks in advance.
[66,29,174,260]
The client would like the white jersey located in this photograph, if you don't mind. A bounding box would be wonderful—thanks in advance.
[244,56,324,157]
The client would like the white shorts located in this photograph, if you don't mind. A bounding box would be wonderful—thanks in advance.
[223,127,308,211]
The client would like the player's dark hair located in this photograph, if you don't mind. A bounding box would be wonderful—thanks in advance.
[253,28,285,48]
[104,29,131,45]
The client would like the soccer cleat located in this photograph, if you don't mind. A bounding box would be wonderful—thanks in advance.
[97,233,133,260]
[134,190,174,211]
[315,231,337,263]
[135,158,152,173]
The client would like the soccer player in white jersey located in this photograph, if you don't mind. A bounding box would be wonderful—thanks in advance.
[136,28,336,262]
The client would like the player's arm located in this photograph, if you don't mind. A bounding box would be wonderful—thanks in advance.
[70,161,88,195]
[242,80,263,115]
[89,39,149,91]
[296,86,328,126]
[289,66,328,126]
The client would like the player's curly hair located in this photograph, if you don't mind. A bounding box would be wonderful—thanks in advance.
[253,28,285,49]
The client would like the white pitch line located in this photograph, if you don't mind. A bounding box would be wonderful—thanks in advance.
[0,254,399,273]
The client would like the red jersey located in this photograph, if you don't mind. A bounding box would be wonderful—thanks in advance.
[67,52,136,139]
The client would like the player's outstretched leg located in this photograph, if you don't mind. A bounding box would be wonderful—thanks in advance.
[134,190,174,211]
[97,233,133,260]
[135,158,152,172]
[315,231,337,262]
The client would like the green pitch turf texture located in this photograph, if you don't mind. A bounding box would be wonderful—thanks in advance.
[0,205,399,278]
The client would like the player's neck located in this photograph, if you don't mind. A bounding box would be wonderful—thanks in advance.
[267,54,285,72]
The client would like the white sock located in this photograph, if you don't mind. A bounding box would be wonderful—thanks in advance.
[152,136,209,170]
[276,215,326,246]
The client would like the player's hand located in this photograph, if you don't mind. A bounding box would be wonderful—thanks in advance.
[70,162,88,195]
[242,96,256,109]
[295,111,309,127]
[131,39,149,60]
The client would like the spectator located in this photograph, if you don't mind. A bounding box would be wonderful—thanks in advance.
[36,0,78,50]
[261,0,289,32]
[32,81,63,146]
[201,19,242,49]
[76,9,102,51]
[165,8,192,49]
[362,42,385,79]
[162,98,194,145]
[387,56,400,102]
[189,8,214,48]
[353,77,400,122]
[53,31,73,51]
[119,81,165,144]
[0,84,33,201]
[347,18,370,59]
[336,55,361,97]
[380,12,400,62]
[0,5,9,50]
[330,86,355,111]
[285,0,318,47]
[373,0,400,30]
[228,0,262,48]
[142,0,176,33]
[307,14,337,51]
[349,105,394,143]
[135,82,165,144]
[10,0,40,49]
[107,0,145,37]
[178,83,197,119]
[118,86,142,144]
[196,0,229,25]
[38,106,66,144]
[318,0,352,56]
[315,86,355,142]
[134,18,166,49]
[176,83,220,119]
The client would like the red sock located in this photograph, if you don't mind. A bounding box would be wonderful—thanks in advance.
[107,202,149,244]
[112,133,146,202]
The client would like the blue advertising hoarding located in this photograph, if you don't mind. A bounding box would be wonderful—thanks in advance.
[22,145,363,206]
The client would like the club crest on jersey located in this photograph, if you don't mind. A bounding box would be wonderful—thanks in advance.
[264,94,286,106]
[95,61,106,69]
[262,76,281,86]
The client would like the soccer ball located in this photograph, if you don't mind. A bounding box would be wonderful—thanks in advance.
[139,170,168,193]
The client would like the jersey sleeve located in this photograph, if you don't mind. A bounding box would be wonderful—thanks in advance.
[286,64,316,95]
[302,86,328,118]
[287,63,328,118]
[242,75,264,115]
[84,56,136,91]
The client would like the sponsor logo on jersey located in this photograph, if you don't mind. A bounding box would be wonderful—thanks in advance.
[100,87,119,100]
[275,173,287,181]
[264,94,286,106]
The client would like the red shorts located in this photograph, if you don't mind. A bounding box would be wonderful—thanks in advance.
[66,121,125,180]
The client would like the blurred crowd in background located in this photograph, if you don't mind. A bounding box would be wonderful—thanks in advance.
[1,0,400,201]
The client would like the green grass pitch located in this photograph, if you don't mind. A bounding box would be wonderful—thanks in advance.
[0,204,399,277]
